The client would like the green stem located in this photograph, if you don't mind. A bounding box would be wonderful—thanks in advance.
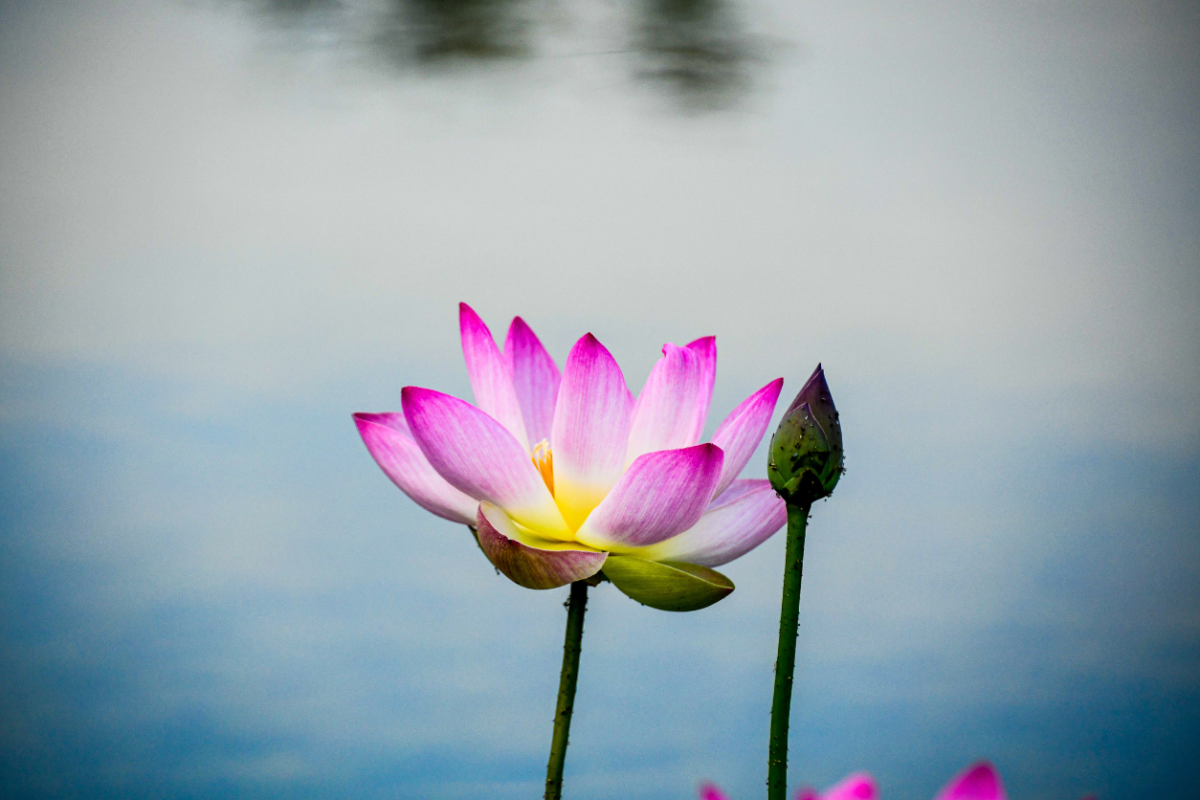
[545,580,588,800]
[768,503,810,800]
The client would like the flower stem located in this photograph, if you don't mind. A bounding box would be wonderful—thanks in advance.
[768,502,810,800]
[545,580,588,800]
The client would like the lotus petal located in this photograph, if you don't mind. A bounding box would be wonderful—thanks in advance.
[824,773,878,800]
[551,334,633,530]
[636,479,785,567]
[504,316,562,446]
[687,335,717,462]
[686,335,717,420]
[460,303,529,451]
[602,555,733,611]
[402,386,572,539]
[710,377,784,498]
[353,413,478,525]
[475,503,607,589]
[575,444,724,550]
[626,342,711,464]
[934,762,1006,800]
[699,783,732,800]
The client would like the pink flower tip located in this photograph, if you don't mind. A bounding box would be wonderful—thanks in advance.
[699,781,732,800]
[936,761,1006,800]
[833,773,879,800]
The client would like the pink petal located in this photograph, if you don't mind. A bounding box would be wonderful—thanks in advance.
[401,387,572,540]
[710,378,784,498]
[699,783,732,800]
[575,444,724,550]
[638,479,785,566]
[353,413,479,525]
[551,334,634,531]
[934,762,1007,800]
[686,335,717,424]
[796,789,820,800]
[460,303,529,451]
[824,773,879,800]
[626,343,709,464]
[504,316,562,446]
[475,503,606,589]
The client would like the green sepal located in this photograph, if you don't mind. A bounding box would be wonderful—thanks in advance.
[601,555,734,612]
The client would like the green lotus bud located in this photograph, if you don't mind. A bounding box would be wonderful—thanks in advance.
[767,364,843,506]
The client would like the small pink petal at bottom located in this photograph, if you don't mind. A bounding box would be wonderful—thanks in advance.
[934,762,1006,800]
[698,782,732,800]
[823,772,879,800]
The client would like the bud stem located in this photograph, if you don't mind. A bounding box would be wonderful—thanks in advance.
[767,502,810,800]
[545,580,588,800]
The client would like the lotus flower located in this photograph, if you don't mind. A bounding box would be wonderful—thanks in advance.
[934,762,1006,800]
[354,304,787,610]
[939,760,1099,800]
[797,773,879,800]
[699,772,877,800]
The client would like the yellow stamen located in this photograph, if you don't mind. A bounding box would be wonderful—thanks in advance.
[531,439,554,497]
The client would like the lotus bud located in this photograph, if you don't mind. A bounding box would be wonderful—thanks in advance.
[767,364,843,506]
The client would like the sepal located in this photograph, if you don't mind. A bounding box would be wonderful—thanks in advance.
[601,555,734,611]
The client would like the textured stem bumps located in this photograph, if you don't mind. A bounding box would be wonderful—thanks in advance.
[768,504,809,800]
[545,581,589,800]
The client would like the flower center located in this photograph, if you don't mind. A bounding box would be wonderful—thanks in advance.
[531,439,554,497]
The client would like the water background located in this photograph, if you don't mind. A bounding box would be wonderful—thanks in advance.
[1,1,1198,798]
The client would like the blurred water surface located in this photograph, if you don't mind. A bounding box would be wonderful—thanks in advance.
[1,1,1198,799]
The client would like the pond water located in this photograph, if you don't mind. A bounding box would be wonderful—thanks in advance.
[1,1,1197,799]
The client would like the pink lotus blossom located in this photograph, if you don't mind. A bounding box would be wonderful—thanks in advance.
[934,762,1006,800]
[699,772,878,800]
[797,773,879,800]
[939,760,1100,800]
[354,304,786,604]
[703,762,1095,800]
[699,783,733,800]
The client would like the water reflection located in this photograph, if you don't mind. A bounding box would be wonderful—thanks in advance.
[253,0,342,29]
[259,0,339,12]
[375,0,530,67]
[245,0,348,52]
[239,0,772,108]
[635,0,757,109]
